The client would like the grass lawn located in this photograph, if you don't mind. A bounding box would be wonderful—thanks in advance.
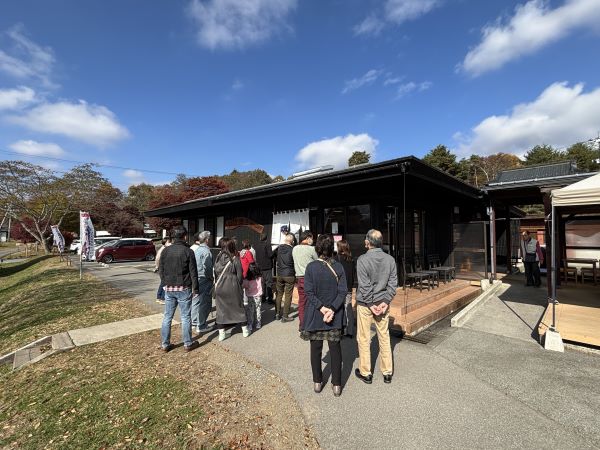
[0,331,318,449]
[0,257,151,355]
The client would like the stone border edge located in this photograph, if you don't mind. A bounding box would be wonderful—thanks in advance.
[451,280,504,328]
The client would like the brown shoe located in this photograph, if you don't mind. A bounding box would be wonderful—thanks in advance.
[184,341,199,352]
[161,344,174,353]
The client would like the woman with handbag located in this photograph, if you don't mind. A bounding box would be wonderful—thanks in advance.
[214,237,250,341]
[334,239,356,338]
[302,234,348,397]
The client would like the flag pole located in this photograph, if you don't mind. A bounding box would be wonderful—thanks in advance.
[79,211,83,280]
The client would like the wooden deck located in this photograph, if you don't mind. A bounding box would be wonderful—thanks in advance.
[538,284,600,347]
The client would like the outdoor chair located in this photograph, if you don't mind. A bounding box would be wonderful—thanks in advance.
[580,265,597,285]
[401,258,431,292]
[414,255,439,289]
[560,261,577,284]
[427,254,456,283]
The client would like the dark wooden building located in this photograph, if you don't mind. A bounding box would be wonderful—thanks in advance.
[146,157,488,278]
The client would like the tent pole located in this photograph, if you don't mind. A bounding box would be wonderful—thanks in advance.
[551,204,557,330]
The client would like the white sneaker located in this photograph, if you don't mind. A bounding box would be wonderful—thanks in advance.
[242,326,251,338]
[218,329,227,341]
[195,326,201,334]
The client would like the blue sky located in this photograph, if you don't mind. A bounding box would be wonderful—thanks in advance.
[1,0,600,189]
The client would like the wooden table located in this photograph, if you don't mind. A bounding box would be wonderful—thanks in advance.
[564,258,598,286]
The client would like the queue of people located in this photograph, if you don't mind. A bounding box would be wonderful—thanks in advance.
[157,226,397,397]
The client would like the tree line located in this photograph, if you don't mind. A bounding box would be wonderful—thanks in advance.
[422,142,599,187]
[0,160,280,253]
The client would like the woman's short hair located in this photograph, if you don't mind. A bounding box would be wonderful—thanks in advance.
[336,239,352,261]
[299,230,313,243]
[219,237,237,257]
[242,239,251,249]
[315,234,334,258]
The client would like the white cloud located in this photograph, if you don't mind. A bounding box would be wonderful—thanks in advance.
[0,24,56,88]
[385,0,441,24]
[295,133,378,170]
[9,139,65,157]
[187,0,297,50]
[460,0,600,77]
[395,80,432,99]
[383,75,404,86]
[355,0,441,36]
[342,69,383,94]
[455,81,600,156]
[0,86,36,110]
[232,79,244,90]
[123,169,145,185]
[8,100,130,148]
[354,15,385,36]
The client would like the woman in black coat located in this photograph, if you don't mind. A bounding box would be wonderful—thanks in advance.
[214,237,249,341]
[302,234,348,397]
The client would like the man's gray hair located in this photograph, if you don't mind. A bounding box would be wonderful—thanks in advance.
[198,230,211,243]
[365,229,383,248]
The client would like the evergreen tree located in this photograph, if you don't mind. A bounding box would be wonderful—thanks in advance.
[348,150,371,167]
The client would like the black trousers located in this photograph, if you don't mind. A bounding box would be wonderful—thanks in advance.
[524,261,541,286]
[261,269,273,301]
[310,340,342,386]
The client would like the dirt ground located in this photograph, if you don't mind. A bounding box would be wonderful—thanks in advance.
[1,329,320,450]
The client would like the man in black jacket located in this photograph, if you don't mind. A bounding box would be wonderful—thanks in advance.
[274,233,295,322]
[159,225,199,353]
[254,232,274,304]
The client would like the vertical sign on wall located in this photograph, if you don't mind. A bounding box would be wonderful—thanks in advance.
[216,216,224,246]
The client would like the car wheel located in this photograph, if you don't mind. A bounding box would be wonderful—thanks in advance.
[145,253,156,261]
[102,254,114,264]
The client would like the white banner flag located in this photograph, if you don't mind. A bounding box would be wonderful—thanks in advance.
[79,211,95,260]
[51,225,65,253]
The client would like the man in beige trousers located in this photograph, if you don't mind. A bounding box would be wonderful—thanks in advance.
[355,229,397,384]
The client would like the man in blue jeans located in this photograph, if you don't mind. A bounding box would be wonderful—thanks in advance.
[191,230,214,334]
[159,225,199,352]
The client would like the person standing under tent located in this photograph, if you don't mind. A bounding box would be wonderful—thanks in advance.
[521,231,543,287]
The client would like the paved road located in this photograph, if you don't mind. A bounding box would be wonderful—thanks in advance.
[460,274,548,343]
[84,263,600,449]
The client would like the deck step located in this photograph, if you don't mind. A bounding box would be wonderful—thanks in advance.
[389,281,472,314]
[390,286,481,336]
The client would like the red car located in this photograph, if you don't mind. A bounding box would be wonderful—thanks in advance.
[96,238,156,263]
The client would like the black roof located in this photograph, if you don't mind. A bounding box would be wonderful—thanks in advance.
[145,156,482,217]
[489,161,578,185]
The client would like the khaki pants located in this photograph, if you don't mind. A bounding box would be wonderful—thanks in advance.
[275,276,295,317]
[356,304,393,376]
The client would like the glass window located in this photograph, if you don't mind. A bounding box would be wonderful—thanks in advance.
[347,205,370,234]
[324,207,345,235]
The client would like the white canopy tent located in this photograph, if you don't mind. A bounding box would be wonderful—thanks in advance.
[552,172,600,207]
[547,172,600,346]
